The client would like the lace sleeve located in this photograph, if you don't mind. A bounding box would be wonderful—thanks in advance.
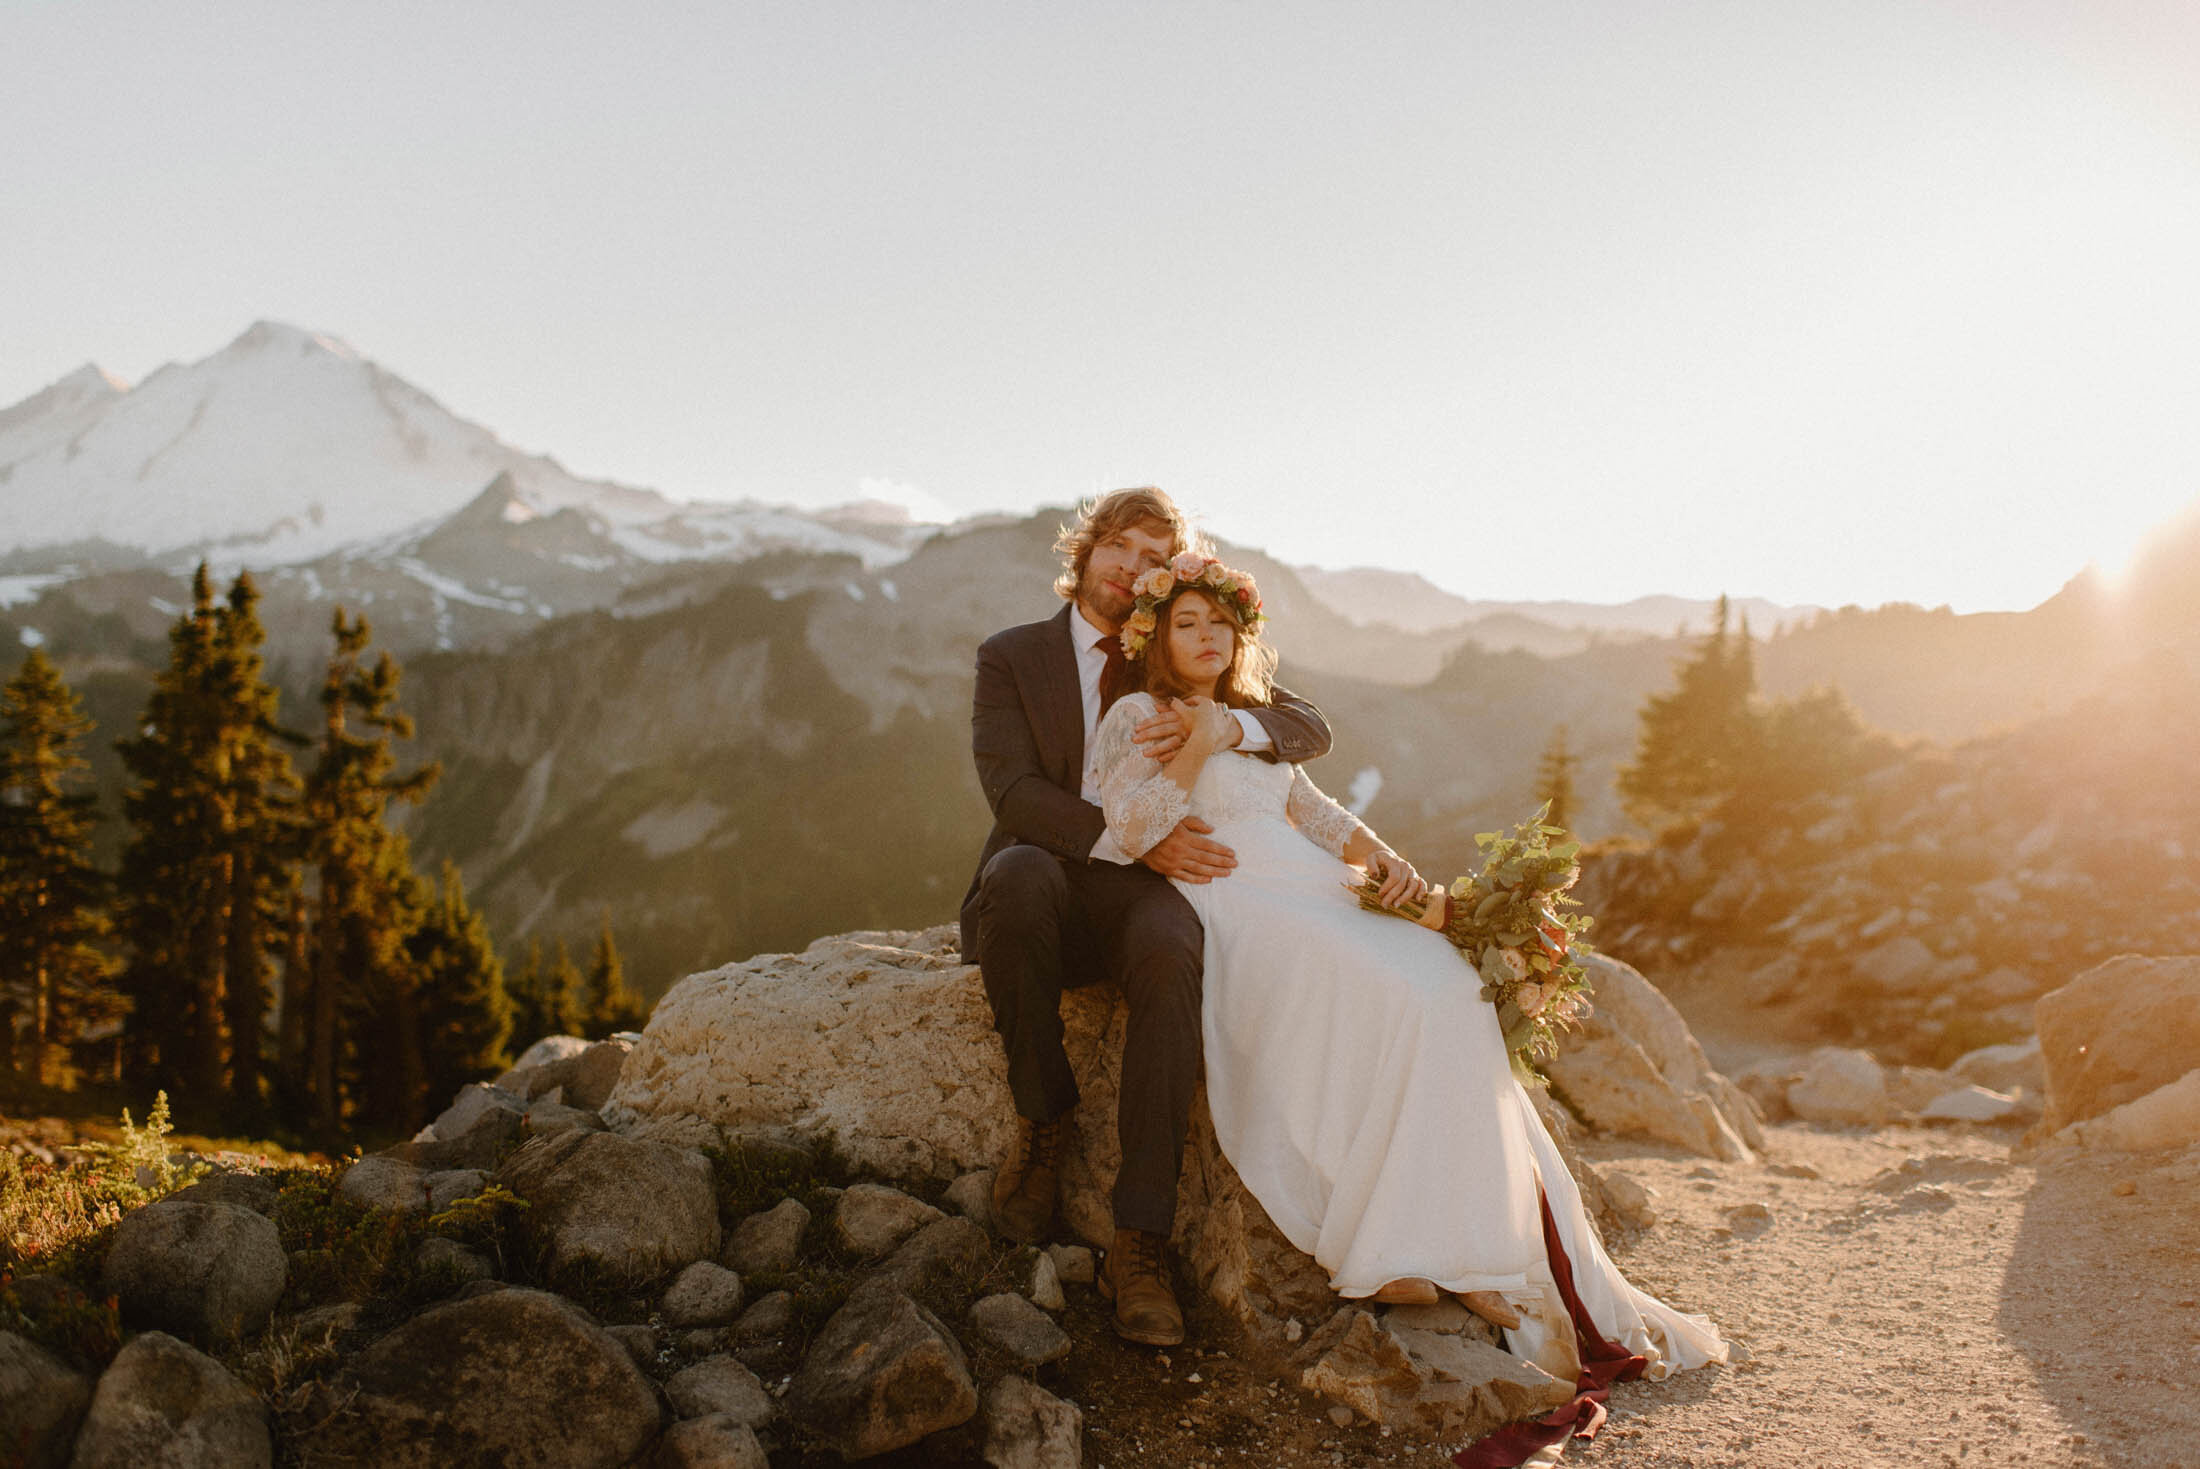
[1092,695,1192,859]
[1286,764,1364,858]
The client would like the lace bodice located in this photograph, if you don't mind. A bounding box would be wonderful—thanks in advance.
[1090,693,1363,859]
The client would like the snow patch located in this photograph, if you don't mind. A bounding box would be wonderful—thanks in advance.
[0,574,61,608]
[1346,767,1383,816]
[18,626,44,647]
[395,558,530,612]
[621,799,727,859]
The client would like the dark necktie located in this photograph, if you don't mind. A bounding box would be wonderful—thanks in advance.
[1098,634,1132,714]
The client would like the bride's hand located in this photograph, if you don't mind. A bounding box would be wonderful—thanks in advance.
[1365,850,1428,910]
[1174,696,1232,757]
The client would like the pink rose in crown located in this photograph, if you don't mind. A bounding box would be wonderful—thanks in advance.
[1172,551,1210,581]
[1202,561,1229,587]
[1135,567,1175,599]
[1127,608,1157,633]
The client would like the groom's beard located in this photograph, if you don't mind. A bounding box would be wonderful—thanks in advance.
[1078,570,1134,630]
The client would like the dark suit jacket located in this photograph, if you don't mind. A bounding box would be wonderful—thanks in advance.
[958,603,1334,960]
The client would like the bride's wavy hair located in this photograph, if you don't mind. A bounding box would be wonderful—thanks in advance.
[1139,585,1277,709]
[1052,486,1206,601]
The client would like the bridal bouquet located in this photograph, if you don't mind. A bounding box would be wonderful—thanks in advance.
[1345,805,1595,1083]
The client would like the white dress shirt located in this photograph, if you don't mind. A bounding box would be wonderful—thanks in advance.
[1069,603,1272,865]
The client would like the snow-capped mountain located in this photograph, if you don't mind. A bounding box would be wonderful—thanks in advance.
[0,321,932,571]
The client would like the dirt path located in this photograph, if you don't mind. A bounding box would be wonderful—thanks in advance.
[1578,1124,2200,1469]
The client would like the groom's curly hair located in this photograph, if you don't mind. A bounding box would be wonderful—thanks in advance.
[1052,487,1206,601]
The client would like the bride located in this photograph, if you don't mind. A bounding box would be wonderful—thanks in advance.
[1089,551,1725,1464]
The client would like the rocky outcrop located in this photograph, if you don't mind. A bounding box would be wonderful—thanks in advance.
[494,1129,720,1286]
[299,1288,661,1468]
[2036,955,2200,1134]
[606,923,1702,1332]
[1542,952,1762,1161]
[100,1200,287,1344]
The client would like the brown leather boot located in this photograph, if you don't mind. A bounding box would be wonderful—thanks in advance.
[1097,1226,1186,1346]
[989,1114,1067,1243]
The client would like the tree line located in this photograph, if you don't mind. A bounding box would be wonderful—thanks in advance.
[0,566,645,1137]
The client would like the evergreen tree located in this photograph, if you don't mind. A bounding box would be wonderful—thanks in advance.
[410,861,514,1102]
[1532,724,1580,833]
[115,566,226,1095]
[1616,595,1765,831]
[545,939,587,1038]
[582,911,646,1036]
[506,939,552,1054]
[0,649,119,1084]
[300,608,437,1133]
[208,571,300,1115]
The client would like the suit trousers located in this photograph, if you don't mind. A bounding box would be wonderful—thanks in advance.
[973,843,1203,1237]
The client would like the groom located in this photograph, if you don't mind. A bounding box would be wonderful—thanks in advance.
[959,486,1331,1345]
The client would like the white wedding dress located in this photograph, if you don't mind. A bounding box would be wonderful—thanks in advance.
[1093,693,1726,1386]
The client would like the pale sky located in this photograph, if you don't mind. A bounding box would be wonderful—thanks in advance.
[6,1,2198,612]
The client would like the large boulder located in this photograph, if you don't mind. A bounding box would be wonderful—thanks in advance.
[2036,955,2200,1133]
[1541,952,1761,1161]
[0,1331,92,1469]
[495,1130,720,1287]
[606,924,1716,1332]
[1295,1305,1574,1442]
[101,1200,287,1344]
[299,1287,661,1467]
[2048,1068,2200,1153]
[784,1279,978,1459]
[68,1331,270,1469]
[500,1037,634,1110]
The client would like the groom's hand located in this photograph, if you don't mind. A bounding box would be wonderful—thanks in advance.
[1140,817,1237,883]
[1137,702,1242,765]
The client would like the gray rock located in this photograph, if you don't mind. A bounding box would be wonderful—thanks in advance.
[875,1214,991,1294]
[675,1327,734,1356]
[969,1292,1071,1367]
[494,1129,720,1287]
[652,1413,769,1469]
[1920,1085,2025,1123]
[722,1198,809,1275]
[523,1101,606,1138]
[339,1154,429,1213]
[663,1261,746,1328]
[944,1168,995,1224]
[69,1331,270,1469]
[102,1200,287,1344]
[982,1374,1083,1469]
[1854,935,1938,992]
[733,1290,794,1341]
[431,1082,527,1140]
[286,1301,362,1344]
[834,1183,944,1258]
[0,1330,91,1469]
[1951,1035,2045,1095]
[302,1287,660,1467]
[1028,1250,1066,1310]
[665,1355,776,1426]
[606,1323,659,1371]
[1296,1307,1572,1442]
[509,1034,593,1071]
[1044,1244,1094,1285]
[415,1235,494,1284]
[166,1169,279,1216]
[1788,1046,1891,1126]
[786,1280,978,1459]
[502,1037,634,1109]
[1592,1166,1658,1229]
[424,1167,490,1212]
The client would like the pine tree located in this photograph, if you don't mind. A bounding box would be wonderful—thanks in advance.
[582,911,646,1037]
[300,608,438,1133]
[1616,595,1765,831]
[410,861,514,1102]
[1532,725,1580,833]
[506,939,552,1055]
[545,940,586,1038]
[0,649,119,1084]
[208,571,300,1115]
[115,566,226,1095]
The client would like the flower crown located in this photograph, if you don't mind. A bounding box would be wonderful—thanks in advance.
[1120,551,1265,660]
